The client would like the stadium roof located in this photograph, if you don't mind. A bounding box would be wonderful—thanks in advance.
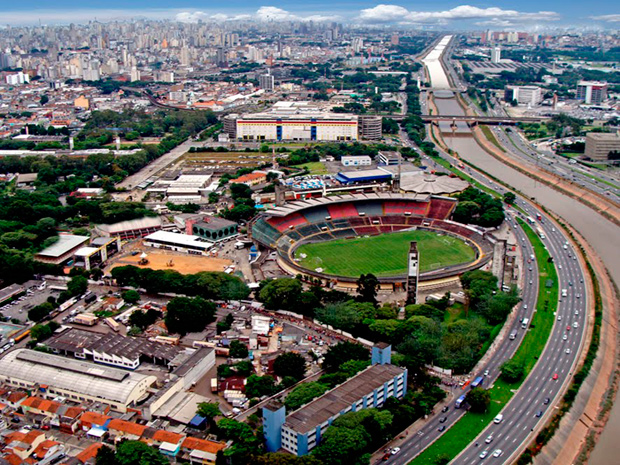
[0,349,157,406]
[35,235,90,258]
[400,174,469,194]
[264,193,430,217]
[284,364,405,433]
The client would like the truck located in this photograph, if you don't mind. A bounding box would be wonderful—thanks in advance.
[536,213,542,221]
[521,318,530,329]
[470,376,484,389]
[526,216,536,224]
[104,317,120,332]
[561,289,568,297]
[536,226,546,239]
[455,394,467,409]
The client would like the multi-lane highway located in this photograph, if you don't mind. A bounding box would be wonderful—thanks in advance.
[382,36,590,465]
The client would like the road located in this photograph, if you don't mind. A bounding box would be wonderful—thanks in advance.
[383,35,590,465]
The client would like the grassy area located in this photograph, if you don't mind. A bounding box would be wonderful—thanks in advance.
[444,303,466,324]
[557,152,582,159]
[480,125,504,152]
[410,220,558,465]
[294,162,329,175]
[295,230,476,278]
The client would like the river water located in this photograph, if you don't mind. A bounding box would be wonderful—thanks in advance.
[425,37,620,465]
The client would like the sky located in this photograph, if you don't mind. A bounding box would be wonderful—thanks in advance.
[0,1,618,29]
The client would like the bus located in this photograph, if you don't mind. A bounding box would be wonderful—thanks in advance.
[455,394,467,409]
[536,226,546,239]
[104,317,120,332]
[470,376,484,389]
[526,217,536,224]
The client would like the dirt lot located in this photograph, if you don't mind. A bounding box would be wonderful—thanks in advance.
[110,249,233,275]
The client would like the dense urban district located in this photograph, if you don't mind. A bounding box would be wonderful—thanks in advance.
[0,18,617,465]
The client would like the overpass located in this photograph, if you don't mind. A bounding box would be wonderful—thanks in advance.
[388,114,550,125]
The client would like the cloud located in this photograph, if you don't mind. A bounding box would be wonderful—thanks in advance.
[175,6,336,24]
[590,14,620,22]
[358,4,560,24]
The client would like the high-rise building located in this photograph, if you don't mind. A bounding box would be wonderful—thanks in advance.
[576,81,608,104]
[584,132,620,161]
[504,85,542,106]
[491,46,501,64]
[406,242,419,305]
[259,73,275,91]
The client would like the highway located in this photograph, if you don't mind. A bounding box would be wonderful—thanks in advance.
[382,36,590,465]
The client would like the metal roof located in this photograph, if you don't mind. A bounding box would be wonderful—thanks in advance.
[264,193,430,217]
[0,349,156,405]
[35,235,90,258]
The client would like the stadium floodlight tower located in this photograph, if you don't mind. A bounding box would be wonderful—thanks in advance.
[406,241,419,305]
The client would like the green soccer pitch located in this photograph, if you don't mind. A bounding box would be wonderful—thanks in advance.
[294,230,477,278]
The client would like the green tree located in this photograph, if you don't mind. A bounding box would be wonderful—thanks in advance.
[258,278,302,310]
[356,273,380,306]
[196,402,221,428]
[503,192,516,205]
[28,302,54,322]
[229,340,249,358]
[40,94,49,106]
[114,440,168,465]
[322,341,369,373]
[273,352,307,381]
[315,301,360,331]
[95,445,117,465]
[466,387,491,413]
[245,375,277,398]
[67,275,88,296]
[165,296,216,335]
[122,289,140,304]
[500,358,525,383]
[30,323,52,342]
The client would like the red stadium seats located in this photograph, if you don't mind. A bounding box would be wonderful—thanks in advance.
[426,198,457,220]
[327,203,359,219]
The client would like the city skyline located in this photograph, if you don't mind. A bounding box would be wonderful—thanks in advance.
[0,2,618,29]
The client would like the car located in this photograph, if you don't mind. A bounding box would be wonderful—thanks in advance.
[553,373,559,380]
[576,294,581,299]
[557,315,562,321]
[479,450,489,459]
[575,310,579,316]
[484,369,489,376]
[573,322,579,328]
[391,447,401,455]
[544,397,550,405]
[536,411,543,417]
[438,425,446,432]
[524,304,528,309]
[493,414,503,424]
[485,435,493,444]
[559,265,562,269]
[493,449,503,458]
[569,281,573,286]
[567,326,571,331]
[566,348,571,354]
[563,334,568,341]
[382,452,391,461]
[439,417,447,423]
[442,406,449,413]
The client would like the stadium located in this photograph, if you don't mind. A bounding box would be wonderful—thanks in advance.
[251,193,496,291]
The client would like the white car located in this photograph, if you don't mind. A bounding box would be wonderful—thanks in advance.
[573,322,579,328]
[493,449,503,458]
[557,315,562,321]
[479,450,489,459]
[485,435,493,444]
[391,447,401,455]
[565,348,571,354]
[563,334,568,341]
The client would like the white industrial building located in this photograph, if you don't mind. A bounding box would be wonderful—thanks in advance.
[143,230,213,255]
[504,85,542,106]
[226,102,359,142]
[0,349,157,413]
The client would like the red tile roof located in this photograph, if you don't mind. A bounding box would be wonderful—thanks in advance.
[181,437,226,454]
[152,430,184,444]
[107,419,147,437]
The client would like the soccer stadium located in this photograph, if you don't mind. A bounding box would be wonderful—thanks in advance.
[251,193,496,291]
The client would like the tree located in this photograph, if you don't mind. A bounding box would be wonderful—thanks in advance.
[322,341,369,373]
[28,302,54,322]
[67,275,88,296]
[315,302,360,331]
[466,387,491,413]
[258,278,302,310]
[245,374,277,398]
[165,296,216,335]
[122,289,140,304]
[40,94,49,105]
[500,358,525,383]
[273,352,307,381]
[196,402,221,428]
[95,445,117,465]
[114,440,168,465]
[30,323,52,342]
[284,382,329,411]
[503,192,516,205]
[208,192,220,204]
[356,273,380,306]
[229,340,249,358]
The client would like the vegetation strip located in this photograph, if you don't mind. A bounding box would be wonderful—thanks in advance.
[409,220,558,465]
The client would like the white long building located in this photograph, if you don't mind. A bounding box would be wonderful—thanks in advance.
[226,102,359,142]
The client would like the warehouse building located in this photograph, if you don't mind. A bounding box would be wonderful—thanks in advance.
[263,344,406,456]
[0,349,157,413]
[143,230,213,255]
[34,234,90,266]
[95,217,162,240]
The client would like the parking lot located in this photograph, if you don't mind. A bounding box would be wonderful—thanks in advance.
[0,280,61,324]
